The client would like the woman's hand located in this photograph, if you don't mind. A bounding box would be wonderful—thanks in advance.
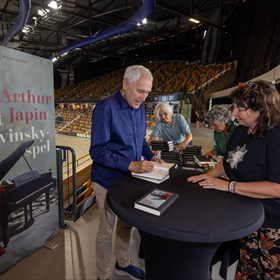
[188,175,229,192]
[197,178,229,192]
[187,173,213,183]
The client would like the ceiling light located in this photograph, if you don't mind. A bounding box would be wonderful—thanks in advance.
[22,27,29,33]
[48,1,58,9]
[203,30,207,39]
[142,18,147,24]
[38,9,44,16]
[189,18,200,23]
[137,23,141,26]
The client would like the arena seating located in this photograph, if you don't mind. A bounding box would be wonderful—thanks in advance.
[55,108,92,135]
[54,60,233,101]
[54,60,234,136]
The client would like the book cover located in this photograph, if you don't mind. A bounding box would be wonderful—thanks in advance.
[152,144,174,148]
[152,147,175,152]
[134,188,179,216]
[152,142,174,145]
[151,140,173,145]
[161,151,180,156]
[152,145,174,149]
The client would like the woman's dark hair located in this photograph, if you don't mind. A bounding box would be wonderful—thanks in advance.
[229,80,280,138]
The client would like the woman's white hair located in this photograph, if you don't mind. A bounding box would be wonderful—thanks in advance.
[205,104,233,126]
[154,102,173,121]
[124,65,153,85]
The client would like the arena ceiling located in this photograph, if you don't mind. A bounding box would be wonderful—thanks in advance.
[0,0,242,74]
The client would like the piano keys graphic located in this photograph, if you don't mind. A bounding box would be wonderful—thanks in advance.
[0,140,56,247]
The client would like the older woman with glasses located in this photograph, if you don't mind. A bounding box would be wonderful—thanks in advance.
[188,80,280,279]
[148,101,193,151]
[204,104,239,157]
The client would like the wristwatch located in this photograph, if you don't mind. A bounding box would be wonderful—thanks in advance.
[228,181,236,193]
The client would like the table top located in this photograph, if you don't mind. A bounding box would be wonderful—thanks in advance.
[107,168,264,243]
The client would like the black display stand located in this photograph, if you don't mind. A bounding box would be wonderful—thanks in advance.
[107,168,264,280]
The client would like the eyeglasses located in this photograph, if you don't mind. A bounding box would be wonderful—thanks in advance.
[244,82,259,97]
[245,82,258,90]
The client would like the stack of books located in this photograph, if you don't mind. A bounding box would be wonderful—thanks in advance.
[182,145,203,166]
[179,145,205,172]
[151,140,175,152]
[161,151,181,164]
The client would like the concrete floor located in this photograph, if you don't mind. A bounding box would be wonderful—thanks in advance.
[0,124,238,280]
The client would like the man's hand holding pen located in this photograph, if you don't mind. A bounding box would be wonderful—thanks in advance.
[128,160,154,173]
[128,156,165,173]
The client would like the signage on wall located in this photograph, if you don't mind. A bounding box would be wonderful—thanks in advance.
[145,92,184,102]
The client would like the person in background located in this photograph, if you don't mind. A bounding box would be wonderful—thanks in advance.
[148,101,193,151]
[89,65,164,280]
[188,80,280,279]
[204,104,239,156]
[198,111,206,122]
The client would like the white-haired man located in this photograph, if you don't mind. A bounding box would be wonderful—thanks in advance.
[90,65,163,280]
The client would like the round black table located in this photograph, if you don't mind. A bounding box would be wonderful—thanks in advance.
[107,168,264,280]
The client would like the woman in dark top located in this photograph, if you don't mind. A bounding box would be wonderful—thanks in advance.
[188,80,280,279]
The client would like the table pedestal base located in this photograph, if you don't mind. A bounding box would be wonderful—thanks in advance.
[139,230,221,280]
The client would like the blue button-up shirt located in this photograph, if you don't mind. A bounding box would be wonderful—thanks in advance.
[89,90,155,189]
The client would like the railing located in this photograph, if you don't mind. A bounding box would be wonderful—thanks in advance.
[56,145,77,227]
[62,153,91,172]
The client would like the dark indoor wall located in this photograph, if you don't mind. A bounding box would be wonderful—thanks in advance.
[218,0,280,83]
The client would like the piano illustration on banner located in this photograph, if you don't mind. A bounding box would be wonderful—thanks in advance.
[0,140,56,247]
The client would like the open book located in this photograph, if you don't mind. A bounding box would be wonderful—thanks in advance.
[131,162,174,183]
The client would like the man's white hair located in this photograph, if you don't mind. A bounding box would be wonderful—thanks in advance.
[124,65,153,85]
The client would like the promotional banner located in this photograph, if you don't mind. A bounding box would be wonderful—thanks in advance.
[0,46,59,275]
[183,104,192,124]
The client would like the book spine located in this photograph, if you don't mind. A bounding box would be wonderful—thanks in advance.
[159,195,178,215]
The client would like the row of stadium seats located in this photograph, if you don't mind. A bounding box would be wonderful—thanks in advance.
[54,60,233,101]
[55,108,92,134]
